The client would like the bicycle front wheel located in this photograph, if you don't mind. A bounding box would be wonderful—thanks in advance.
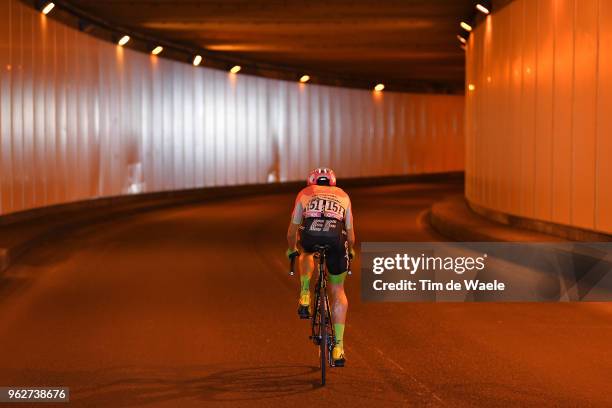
[319,290,327,386]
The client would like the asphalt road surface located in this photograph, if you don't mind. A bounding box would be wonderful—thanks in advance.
[0,181,611,407]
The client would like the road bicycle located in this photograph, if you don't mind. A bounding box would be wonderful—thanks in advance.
[290,244,350,386]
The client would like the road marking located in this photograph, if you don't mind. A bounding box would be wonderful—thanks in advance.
[374,347,405,372]
[374,346,446,406]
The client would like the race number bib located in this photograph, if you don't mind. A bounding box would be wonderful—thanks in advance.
[304,196,346,221]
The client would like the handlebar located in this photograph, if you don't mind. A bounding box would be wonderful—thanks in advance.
[289,255,297,276]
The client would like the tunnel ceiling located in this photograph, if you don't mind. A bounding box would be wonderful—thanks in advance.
[61,0,473,92]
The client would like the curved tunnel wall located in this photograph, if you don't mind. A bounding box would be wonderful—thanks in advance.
[0,0,464,216]
[466,0,612,235]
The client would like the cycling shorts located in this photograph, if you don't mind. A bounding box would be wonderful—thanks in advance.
[299,217,348,276]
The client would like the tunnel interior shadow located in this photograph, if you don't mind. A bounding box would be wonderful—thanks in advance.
[72,364,322,406]
[0,238,76,303]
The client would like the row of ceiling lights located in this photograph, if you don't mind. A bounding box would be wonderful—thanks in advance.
[39,2,387,93]
[457,2,491,50]
[40,1,485,92]
[115,34,387,91]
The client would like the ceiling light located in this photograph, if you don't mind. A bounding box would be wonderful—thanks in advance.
[193,55,202,66]
[118,35,130,46]
[299,75,310,83]
[230,65,241,74]
[468,84,475,91]
[151,46,163,55]
[41,2,55,15]
[460,21,472,32]
[476,4,490,15]
[374,83,385,92]
[457,35,467,44]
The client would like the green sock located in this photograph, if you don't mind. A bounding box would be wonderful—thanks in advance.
[300,275,310,295]
[334,323,345,346]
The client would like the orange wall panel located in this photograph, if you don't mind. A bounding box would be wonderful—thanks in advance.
[572,0,598,229]
[467,0,612,235]
[551,0,574,226]
[597,0,612,232]
[509,1,524,215]
[521,0,538,218]
[534,0,555,222]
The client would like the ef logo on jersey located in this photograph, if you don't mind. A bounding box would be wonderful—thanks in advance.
[309,219,337,232]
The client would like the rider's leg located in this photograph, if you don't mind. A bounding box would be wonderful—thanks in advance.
[329,273,348,351]
[299,253,314,296]
[297,253,315,316]
[329,273,348,365]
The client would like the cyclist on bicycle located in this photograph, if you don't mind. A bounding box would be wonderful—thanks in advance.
[286,167,355,366]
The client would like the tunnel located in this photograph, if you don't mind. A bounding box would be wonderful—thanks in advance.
[0,0,611,406]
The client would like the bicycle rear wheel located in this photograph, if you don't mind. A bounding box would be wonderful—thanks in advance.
[319,288,327,386]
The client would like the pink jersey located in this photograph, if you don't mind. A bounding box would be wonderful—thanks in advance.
[291,185,353,229]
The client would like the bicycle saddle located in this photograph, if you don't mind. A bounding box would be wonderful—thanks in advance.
[313,244,332,251]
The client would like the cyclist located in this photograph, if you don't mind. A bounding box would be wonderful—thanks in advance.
[286,167,355,367]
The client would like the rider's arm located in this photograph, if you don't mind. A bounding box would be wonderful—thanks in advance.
[346,226,355,249]
[287,200,304,251]
[287,222,300,251]
[345,201,355,250]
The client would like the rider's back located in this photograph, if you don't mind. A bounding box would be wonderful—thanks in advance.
[292,185,352,228]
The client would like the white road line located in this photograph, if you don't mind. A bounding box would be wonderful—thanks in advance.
[374,346,446,406]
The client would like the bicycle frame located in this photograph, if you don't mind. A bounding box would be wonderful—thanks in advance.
[309,246,336,385]
[290,244,351,386]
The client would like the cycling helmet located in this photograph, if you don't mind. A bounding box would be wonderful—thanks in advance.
[307,167,336,186]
